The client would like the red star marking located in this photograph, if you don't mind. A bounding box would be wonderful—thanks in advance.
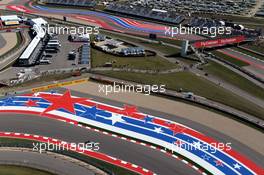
[39,90,87,114]
[214,160,224,167]
[119,105,138,116]
[169,124,186,135]
[25,100,39,107]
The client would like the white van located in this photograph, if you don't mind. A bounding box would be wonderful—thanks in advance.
[40,59,51,64]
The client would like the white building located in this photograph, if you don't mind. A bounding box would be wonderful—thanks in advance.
[19,18,47,65]
[0,15,20,26]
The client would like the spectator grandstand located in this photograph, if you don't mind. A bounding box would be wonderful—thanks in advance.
[188,17,261,38]
[188,17,223,29]
[105,3,185,24]
[108,0,257,16]
[39,0,96,8]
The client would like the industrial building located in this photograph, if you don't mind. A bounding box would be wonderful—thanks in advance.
[18,18,48,66]
[0,15,20,26]
[92,35,146,57]
[79,43,90,65]
[69,33,90,42]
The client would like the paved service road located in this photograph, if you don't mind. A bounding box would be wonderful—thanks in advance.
[0,150,95,175]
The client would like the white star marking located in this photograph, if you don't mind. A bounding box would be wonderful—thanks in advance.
[233,163,241,169]
[33,92,41,97]
[108,114,124,125]
[154,127,163,134]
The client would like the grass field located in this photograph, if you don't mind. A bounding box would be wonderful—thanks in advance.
[91,48,179,70]
[95,71,264,119]
[213,51,249,67]
[203,61,264,100]
[0,166,55,175]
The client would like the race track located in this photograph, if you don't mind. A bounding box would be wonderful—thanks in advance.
[0,1,264,174]
[5,1,202,41]
[0,114,199,175]
[0,89,263,175]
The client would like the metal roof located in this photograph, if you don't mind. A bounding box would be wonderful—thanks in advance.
[20,36,41,59]
[19,21,46,60]
[0,15,19,22]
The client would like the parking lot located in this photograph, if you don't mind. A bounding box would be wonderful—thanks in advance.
[0,33,86,81]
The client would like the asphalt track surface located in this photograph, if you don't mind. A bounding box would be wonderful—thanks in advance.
[0,34,7,50]
[0,150,95,175]
[0,89,263,175]
[220,49,264,76]
[68,90,264,166]
[5,1,202,41]
[0,113,199,175]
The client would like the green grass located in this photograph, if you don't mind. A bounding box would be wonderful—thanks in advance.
[213,51,249,67]
[91,48,179,70]
[95,71,264,119]
[203,61,264,99]
[0,166,55,175]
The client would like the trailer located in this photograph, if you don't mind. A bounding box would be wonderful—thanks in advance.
[46,46,59,50]
[48,39,59,42]
[45,48,58,53]
[47,42,61,47]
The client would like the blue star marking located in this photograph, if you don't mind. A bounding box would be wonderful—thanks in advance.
[144,115,154,123]
[1,97,15,106]
[80,106,104,119]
